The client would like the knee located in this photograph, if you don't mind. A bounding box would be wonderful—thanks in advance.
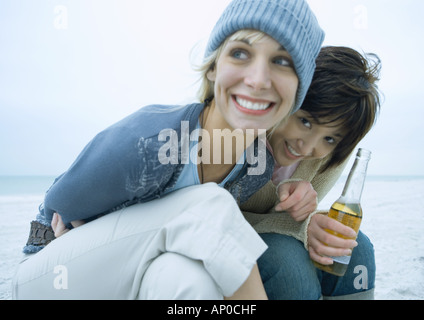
[258,234,321,300]
[352,231,375,270]
[174,183,238,212]
[139,252,223,300]
[259,234,313,278]
[349,231,376,286]
[199,183,236,205]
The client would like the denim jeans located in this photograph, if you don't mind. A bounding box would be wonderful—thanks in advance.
[258,231,375,300]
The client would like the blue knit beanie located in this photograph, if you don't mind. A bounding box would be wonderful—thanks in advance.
[205,0,325,113]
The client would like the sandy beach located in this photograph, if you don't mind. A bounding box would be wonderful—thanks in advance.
[1,175,423,300]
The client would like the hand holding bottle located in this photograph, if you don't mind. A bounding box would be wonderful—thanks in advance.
[313,148,371,276]
[307,213,358,265]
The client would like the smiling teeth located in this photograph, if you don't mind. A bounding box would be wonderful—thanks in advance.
[236,97,270,111]
[287,145,301,157]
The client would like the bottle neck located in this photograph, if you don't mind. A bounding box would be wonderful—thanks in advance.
[341,149,371,203]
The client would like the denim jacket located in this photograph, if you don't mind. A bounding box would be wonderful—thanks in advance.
[24,103,274,253]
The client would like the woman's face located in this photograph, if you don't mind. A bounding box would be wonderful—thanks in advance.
[270,110,345,167]
[207,34,298,132]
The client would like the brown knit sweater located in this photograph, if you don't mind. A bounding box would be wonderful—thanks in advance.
[240,154,349,250]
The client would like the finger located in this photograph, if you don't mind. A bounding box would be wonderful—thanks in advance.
[318,215,357,239]
[51,212,58,232]
[56,213,67,230]
[315,227,358,250]
[312,237,354,257]
[290,196,318,221]
[277,191,317,220]
[295,189,318,211]
[275,192,301,212]
[279,191,290,204]
[55,227,69,238]
[308,232,355,265]
[277,183,292,201]
[71,220,86,228]
[309,246,334,265]
[276,181,316,212]
[282,185,317,209]
[310,215,356,248]
[279,189,304,210]
[275,185,291,211]
[53,213,69,238]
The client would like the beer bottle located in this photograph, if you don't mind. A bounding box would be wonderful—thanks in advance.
[313,148,371,276]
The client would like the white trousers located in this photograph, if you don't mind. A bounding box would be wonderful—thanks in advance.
[139,252,223,299]
[12,183,267,300]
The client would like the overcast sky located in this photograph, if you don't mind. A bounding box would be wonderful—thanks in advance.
[1,0,423,177]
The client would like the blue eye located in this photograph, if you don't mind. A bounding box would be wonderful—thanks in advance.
[231,49,248,60]
[273,57,292,67]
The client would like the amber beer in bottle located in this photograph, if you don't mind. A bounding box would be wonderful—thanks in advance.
[313,148,371,276]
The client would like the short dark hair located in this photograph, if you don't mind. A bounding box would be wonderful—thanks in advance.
[301,46,382,172]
